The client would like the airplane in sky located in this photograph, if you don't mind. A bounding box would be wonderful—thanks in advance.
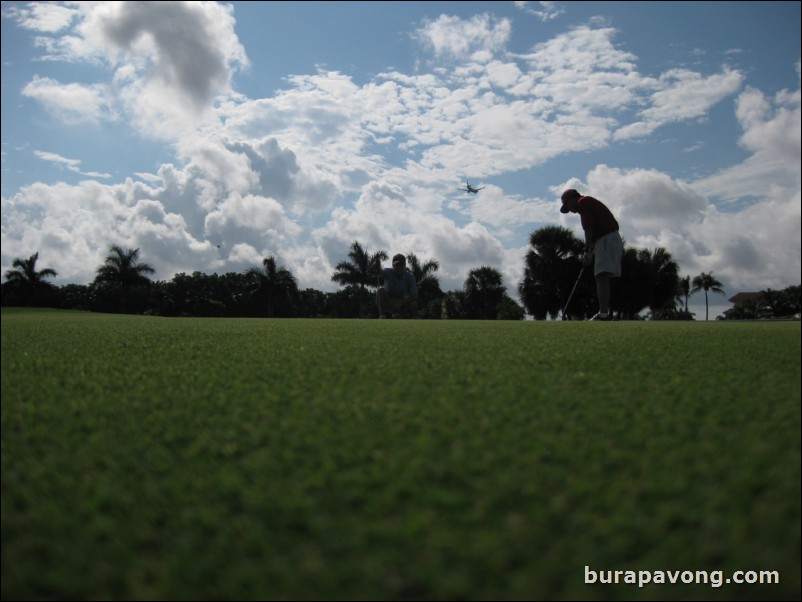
[458,180,485,194]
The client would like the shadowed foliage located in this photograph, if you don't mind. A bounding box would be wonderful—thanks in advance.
[518,226,584,320]
[3,252,58,307]
[246,256,299,317]
[331,241,388,317]
[94,246,155,314]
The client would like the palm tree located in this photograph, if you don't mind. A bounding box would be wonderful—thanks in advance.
[677,275,691,312]
[331,241,387,317]
[94,245,155,313]
[518,226,584,319]
[641,247,681,314]
[406,252,442,310]
[246,256,299,317]
[615,247,650,318]
[691,272,725,321]
[4,252,58,306]
[464,266,505,319]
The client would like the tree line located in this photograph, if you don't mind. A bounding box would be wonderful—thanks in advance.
[1,244,521,320]
[3,230,800,320]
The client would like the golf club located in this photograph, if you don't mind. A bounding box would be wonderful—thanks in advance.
[561,265,585,320]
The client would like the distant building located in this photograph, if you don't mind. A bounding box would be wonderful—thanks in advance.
[728,292,762,305]
[722,292,763,319]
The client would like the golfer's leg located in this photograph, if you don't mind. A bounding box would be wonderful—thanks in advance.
[596,273,611,314]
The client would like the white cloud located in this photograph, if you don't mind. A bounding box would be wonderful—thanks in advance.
[737,86,801,160]
[694,81,801,202]
[616,68,745,140]
[684,78,801,294]
[463,186,552,233]
[22,76,116,124]
[2,180,145,284]
[6,2,78,33]
[223,71,381,197]
[414,14,511,62]
[308,180,505,292]
[34,151,111,179]
[19,1,248,137]
[81,1,247,103]
[204,192,302,259]
[515,2,565,22]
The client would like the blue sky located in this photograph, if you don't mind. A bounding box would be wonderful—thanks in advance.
[2,1,800,318]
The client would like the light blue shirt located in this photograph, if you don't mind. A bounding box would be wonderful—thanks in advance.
[382,268,417,299]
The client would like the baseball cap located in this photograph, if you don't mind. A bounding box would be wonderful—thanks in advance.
[560,189,580,213]
[392,253,406,265]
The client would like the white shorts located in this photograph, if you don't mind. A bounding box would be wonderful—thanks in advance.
[594,231,623,277]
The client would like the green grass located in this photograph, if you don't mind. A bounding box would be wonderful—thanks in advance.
[2,309,800,600]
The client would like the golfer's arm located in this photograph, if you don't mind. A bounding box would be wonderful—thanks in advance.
[584,229,594,253]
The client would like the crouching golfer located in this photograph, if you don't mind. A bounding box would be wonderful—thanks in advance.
[377,254,418,318]
[560,189,623,321]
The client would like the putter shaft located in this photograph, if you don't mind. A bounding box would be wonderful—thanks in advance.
[562,266,585,318]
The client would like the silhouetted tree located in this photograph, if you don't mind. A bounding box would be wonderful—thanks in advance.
[58,283,93,311]
[519,226,585,319]
[691,272,725,321]
[756,287,801,319]
[297,288,329,318]
[641,247,681,314]
[94,246,155,313]
[331,241,387,317]
[464,266,506,319]
[612,248,647,318]
[246,256,299,317]
[725,285,801,320]
[3,252,58,307]
[677,275,691,312]
[406,252,443,314]
[497,295,526,320]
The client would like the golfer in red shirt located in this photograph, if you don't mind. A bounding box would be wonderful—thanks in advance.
[560,189,623,320]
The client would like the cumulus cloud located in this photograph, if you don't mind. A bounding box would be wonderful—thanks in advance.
[414,14,511,63]
[86,1,245,109]
[686,77,801,292]
[3,179,151,283]
[693,80,801,202]
[22,76,116,124]
[204,192,302,257]
[5,1,78,33]
[310,180,505,292]
[17,1,248,137]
